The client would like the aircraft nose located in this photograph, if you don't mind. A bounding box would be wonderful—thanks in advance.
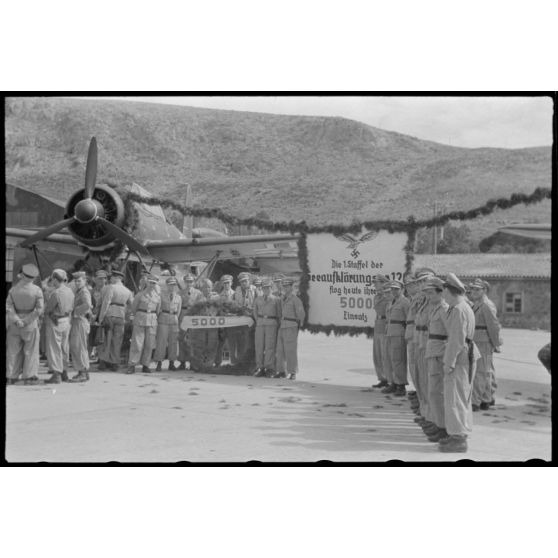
[74,198,104,223]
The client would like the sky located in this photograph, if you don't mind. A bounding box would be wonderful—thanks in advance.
[92,95,554,149]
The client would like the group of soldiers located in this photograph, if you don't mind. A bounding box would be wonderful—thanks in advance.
[6,263,306,385]
[371,267,502,453]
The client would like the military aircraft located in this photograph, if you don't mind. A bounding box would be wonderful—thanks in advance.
[9,137,300,285]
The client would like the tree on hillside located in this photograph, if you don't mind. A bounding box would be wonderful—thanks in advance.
[415,223,477,254]
[478,232,551,253]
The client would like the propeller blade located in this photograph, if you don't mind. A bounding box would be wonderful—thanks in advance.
[97,217,147,254]
[84,137,98,199]
[20,217,76,247]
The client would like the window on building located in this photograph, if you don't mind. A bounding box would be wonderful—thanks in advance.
[504,292,523,313]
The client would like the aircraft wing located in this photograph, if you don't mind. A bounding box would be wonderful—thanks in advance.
[144,234,300,263]
[498,224,551,240]
[7,227,86,256]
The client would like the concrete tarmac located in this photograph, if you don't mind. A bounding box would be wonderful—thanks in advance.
[5,328,551,462]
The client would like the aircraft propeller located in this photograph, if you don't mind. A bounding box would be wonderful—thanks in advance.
[20,137,146,254]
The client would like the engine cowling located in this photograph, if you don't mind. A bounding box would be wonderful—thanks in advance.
[65,184,126,251]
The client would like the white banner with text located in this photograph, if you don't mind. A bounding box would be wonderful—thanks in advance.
[306,229,407,328]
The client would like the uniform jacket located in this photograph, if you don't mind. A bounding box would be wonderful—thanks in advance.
[425,299,449,358]
[158,291,182,326]
[373,293,388,335]
[219,288,236,303]
[279,293,305,329]
[131,290,161,327]
[6,282,44,329]
[99,283,133,321]
[180,287,203,312]
[405,293,424,341]
[45,284,75,322]
[386,294,410,337]
[253,294,281,326]
[72,286,92,321]
[443,299,480,369]
[473,295,502,348]
[413,297,431,348]
[234,285,257,315]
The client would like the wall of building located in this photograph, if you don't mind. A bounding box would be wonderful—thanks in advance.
[481,278,550,331]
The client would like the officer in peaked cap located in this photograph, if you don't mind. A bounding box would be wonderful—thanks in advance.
[95,269,108,279]
[468,277,502,412]
[275,275,305,380]
[383,278,410,396]
[220,275,235,302]
[371,273,391,389]
[414,267,436,279]
[439,272,481,453]
[44,268,74,383]
[69,270,93,382]
[154,275,182,372]
[6,263,44,385]
[253,278,281,377]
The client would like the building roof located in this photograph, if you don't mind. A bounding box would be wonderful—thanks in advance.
[414,253,551,280]
[7,182,66,208]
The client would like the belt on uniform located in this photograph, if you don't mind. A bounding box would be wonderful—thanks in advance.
[389,320,406,325]
[137,310,155,313]
[428,334,448,340]
[15,308,33,315]
[258,314,277,319]
[110,302,124,307]
[379,315,386,319]
[162,310,178,314]
[406,320,414,325]
[475,325,487,330]
[282,317,298,322]
[416,325,427,331]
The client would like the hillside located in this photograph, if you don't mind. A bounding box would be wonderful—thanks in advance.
[4,97,552,242]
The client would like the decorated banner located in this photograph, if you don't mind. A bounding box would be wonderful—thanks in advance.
[305,229,408,329]
[181,315,254,330]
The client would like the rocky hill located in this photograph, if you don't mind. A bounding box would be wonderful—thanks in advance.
[5,96,552,242]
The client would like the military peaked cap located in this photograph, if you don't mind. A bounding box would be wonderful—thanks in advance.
[443,272,466,293]
[52,268,67,282]
[422,276,445,290]
[21,263,40,278]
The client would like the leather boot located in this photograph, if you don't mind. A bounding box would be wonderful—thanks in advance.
[70,371,89,383]
[439,435,468,453]
[393,385,406,397]
[24,376,41,385]
[142,365,151,373]
[61,370,70,382]
[254,367,266,377]
[46,372,62,384]
[381,383,396,394]
[156,361,162,372]
[177,361,186,370]
[479,402,490,410]
[428,428,448,442]
[97,360,108,371]
[168,362,177,371]
[126,365,136,375]
[273,371,287,379]
[373,379,389,388]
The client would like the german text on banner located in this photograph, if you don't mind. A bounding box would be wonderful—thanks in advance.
[306,230,407,328]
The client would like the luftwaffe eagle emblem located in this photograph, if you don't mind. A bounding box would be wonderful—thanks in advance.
[335,231,380,259]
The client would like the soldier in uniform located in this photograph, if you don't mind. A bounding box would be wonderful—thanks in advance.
[274,278,305,380]
[216,274,236,365]
[233,272,257,365]
[403,273,420,409]
[253,279,281,377]
[44,269,75,384]
[6,263,44,385]
[272,274,284,298]
[422,277,450,442]
[177,273,203,370]
[89,269,108,360]
[253,277,264,298]
[97,270,133,372]
[154,276,182,371]
[469,278,502,410]
[371,274,390,388]
[127,275,161,374]
[439,273,481,453]
[383,280,410,396]
[69,272,92,382]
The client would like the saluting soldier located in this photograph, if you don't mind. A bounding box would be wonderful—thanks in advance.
[253,279,281,377]
[177,273,203,370]
[154,276,182,371]
[383,280,410,396]
[275,278,305,380]
[422,277,450,442]
[371,274,390,388]
[6,263,44,385]
[469,278,502,410]
[44,269,75,384]
[127,275,161,374]
[69,271,92,382]
[439,273,481,453]
[97,270,133,372]
[233,272,257,365]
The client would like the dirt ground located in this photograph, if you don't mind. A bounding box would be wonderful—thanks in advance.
[4,328,551,462]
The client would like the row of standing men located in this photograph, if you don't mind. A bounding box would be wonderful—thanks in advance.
[371,268,502,453]
[6,264,305,384]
